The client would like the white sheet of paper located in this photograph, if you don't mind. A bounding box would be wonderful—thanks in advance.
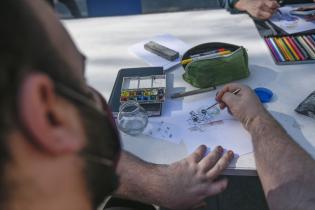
[161,98,253,156]
[143,119,182,144]
[129,34,190,70]
[269,4,315,34]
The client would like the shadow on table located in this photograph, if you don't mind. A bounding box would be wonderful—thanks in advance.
[271,111,314,156]
[245,64,278,88]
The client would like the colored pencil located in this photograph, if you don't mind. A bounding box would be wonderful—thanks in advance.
[269,37,285,61]
[297,36,315,59]
[310,35,315,50]
[283,37,300,61]
[302,36,315,54]
[274,37,290,61]
[306,35,315,51]
[298,36,315,59]
[268,38,285,62]
[278,37,295,61]
[265,38,280,62]
[273,38,287,60]
[287,36,305,60]
[265,34,315,63]
[292,37,309,59]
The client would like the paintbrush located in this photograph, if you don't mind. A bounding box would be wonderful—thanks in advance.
[171,86,216,99]
[205,88,241,110]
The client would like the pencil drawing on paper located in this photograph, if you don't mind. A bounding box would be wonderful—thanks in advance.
[147,121,173,139]
[144,120,182,143]
[187,106,223,131]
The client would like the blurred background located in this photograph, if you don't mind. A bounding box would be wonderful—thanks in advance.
[54,0,221,18]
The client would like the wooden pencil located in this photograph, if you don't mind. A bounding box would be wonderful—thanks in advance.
[283,37,300,61]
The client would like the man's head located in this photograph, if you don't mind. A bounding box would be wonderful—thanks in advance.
[0,0,120,209]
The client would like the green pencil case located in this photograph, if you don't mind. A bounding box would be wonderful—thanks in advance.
[182,42,250,88]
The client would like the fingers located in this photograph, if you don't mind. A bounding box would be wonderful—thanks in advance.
[256,10,274,20]
[216,83,244,102]
[256,0,279,20]
[199,146,223,172]
[188,145,207,163]
[219,102,226,110]
[265,0,279,10]
[221,92,239,108]
[260,4,275,14]
[216,83,253,111]
[206,150,234,179]
[207,178,229,196]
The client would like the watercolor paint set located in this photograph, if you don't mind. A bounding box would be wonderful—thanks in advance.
[264,33,315,65]
[120,75,166,104]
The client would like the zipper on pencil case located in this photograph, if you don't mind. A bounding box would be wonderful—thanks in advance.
[184,48,242,77]
[186,48,240,64]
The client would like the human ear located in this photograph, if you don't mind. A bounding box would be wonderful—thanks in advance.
[18,73,85,155]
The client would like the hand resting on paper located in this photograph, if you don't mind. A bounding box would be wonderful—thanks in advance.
[161,145,234,209]
[216,83,268,131]
[234,0,279,20]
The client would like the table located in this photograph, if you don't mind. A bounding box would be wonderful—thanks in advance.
[64,9,315,176]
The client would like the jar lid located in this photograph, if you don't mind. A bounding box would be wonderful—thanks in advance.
[254,87,273,103]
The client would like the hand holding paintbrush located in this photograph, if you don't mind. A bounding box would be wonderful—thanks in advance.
[215,84,268,130]
[206,89,241,111]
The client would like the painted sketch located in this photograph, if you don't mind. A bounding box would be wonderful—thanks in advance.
[187,106,224,131]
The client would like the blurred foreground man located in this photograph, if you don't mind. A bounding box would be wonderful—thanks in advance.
[0,1,314,210]
[0,1,234,210]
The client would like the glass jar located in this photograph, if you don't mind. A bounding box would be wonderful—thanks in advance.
[117,101,148,136]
